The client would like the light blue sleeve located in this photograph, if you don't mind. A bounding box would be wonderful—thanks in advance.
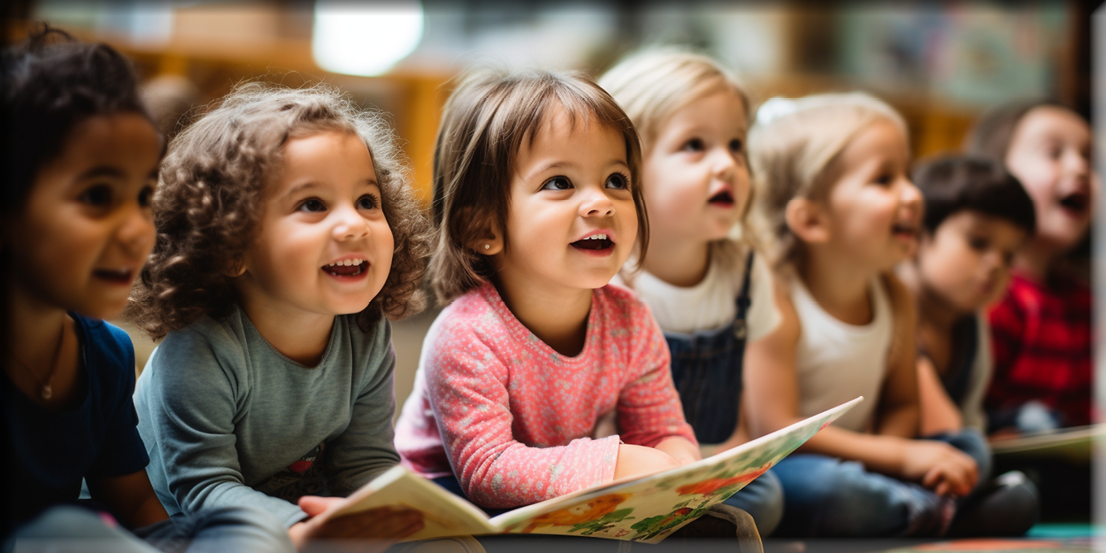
[135,328,307,528]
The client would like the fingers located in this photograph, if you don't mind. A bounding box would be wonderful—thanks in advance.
[318,507,423,540]
[298,495,341,517]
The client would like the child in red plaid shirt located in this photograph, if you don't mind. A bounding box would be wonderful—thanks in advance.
[965,102,1096,433]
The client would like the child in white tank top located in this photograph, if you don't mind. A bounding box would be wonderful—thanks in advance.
[744,93,1022,538]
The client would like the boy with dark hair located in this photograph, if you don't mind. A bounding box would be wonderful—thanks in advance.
[898,155,1038,536]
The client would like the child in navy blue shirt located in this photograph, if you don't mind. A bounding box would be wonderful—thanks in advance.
[2,25,289,552]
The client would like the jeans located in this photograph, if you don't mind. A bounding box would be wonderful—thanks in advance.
[5,504,292,553]
[772,429,988,538]
[722,468,783,537]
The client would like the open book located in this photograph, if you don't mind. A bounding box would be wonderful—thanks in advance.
[989,423,1105,462]
[323,397,861,544]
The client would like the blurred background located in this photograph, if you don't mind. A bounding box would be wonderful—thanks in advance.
[2,0,1095,424]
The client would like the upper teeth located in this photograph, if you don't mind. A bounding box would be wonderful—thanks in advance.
[583,234,608,241]
[326,259,365,267]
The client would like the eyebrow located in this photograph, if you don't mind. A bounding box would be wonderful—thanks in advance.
[282,178,380,199]
[78,166,127,180]
[524,159,628,181]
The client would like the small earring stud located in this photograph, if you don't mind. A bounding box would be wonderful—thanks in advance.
[484,244,491,250]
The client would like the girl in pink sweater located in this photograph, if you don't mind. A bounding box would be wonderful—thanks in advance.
[394,69,699,510]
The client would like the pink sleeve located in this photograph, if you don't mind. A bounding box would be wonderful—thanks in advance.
[615,309,698,448]
[424,323,620,509]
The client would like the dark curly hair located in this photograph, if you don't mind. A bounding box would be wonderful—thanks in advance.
[126,82,431,340]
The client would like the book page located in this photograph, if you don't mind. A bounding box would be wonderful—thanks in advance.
[323,465,498,541]
[488,397,861,543]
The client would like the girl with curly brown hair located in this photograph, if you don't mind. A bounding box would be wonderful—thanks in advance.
[127,82,432,551]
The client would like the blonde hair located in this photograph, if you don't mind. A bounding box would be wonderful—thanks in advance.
[127,82,431,339]
[749,92,907,274]
[599,49,755,272]
[429,68,647,304]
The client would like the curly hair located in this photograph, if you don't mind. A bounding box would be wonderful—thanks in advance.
[429,67,647,304]
[126,82,431,340]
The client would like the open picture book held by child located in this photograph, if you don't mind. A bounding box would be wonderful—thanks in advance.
[319,397,862,543]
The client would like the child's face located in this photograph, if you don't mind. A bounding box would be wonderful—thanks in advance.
[823,119,923,271]
[917,211,1027,313]
[238,130,393,321]
[498,105,638,294]
[1004,106,1094,252]
[641,89,748,244]
[4,113,159,319]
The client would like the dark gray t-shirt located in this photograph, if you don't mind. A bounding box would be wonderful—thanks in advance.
[135,306,400,527]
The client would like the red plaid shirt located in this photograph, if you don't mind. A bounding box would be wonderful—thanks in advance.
[985,271,1093,427]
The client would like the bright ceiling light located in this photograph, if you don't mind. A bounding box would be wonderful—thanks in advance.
[312,1,424,77]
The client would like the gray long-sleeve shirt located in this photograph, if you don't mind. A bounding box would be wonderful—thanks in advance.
[134,307,400,528]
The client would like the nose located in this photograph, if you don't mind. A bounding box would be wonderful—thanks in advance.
[117,204,155,258]
[900,178,923,210]
[333,203,370,240]
[1064,148,1090,178]
[712,147,738,182]
[580,185,615,218]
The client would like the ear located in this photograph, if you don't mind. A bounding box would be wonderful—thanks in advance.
[785,197,830,245]
[456,207,504,256]
[223,258,247,278]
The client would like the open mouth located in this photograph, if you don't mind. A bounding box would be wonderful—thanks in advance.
[323,259,366,277]
[1058,192,1089,214]
[708,190,735,206]
[891,222,918,238]
[571,233,614,251]
[93,268,133,284]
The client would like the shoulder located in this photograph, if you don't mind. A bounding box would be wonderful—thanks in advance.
[75,315,136,389]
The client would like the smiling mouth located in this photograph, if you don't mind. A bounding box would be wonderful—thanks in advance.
[891,222,918,238]
[571,234,614,251]
[708,190,735,205]
[93,268,133,284]
[1058,192,1089,213]
[323,259,366,276]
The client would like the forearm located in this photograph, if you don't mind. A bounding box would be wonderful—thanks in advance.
[655,436,700,465]
[799,426,909,476]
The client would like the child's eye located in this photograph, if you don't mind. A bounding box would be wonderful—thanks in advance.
[540,176,573,191]
[729,139,744,153]
[298,199,326,212]
[967,236,989,251]
[357,194,380,210]
[79,185,113,207]
[138,185,154,208]
[873,174,893,186]
[681,138,705,153]
[605,172,630,190]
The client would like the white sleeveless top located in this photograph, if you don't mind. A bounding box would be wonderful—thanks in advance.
[791,277,892,432]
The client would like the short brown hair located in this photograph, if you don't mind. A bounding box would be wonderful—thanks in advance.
[126,82,431,340]
[963,100,1071,162]
[429,68,647,304]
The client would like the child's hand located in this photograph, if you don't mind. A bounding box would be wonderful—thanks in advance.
[901,441,978,497]
[289,496,423,552]
[614,444,682,480]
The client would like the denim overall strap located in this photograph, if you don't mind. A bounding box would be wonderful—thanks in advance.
[664,251,757,444]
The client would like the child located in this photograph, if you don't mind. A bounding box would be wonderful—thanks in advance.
[743,93,989,538]
[598,50,784,536]
[897,155,1039,534]
[393,68,703,507]
[128,82,431,550]
[964,102,1096,433]
[2,26,290,552]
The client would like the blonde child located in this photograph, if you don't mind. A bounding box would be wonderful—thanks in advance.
[744,93,986,538]
[393,69,763,542]
[598,50,783,536]
[128,83,431,551]
[2,26,289,551]
[898,155,1039,535]
[965,102,1096,433]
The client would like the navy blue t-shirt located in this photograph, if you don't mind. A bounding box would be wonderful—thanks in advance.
[3,315,149,533]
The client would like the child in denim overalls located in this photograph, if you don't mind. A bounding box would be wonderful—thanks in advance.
[601,50,784,537]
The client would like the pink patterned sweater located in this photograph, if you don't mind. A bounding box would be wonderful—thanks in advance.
[394,282,696,509]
